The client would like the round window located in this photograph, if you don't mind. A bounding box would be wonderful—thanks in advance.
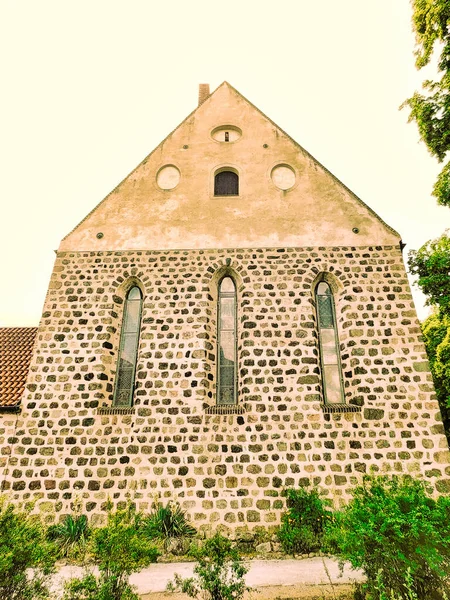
[271,164,296,190]
[156,165,181,190]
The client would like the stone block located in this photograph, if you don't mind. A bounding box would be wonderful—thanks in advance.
[256,542,271,554]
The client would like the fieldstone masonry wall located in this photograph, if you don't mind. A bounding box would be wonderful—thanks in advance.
[1,245,449,532]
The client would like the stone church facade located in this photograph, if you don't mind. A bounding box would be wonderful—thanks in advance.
[1,82,449,531]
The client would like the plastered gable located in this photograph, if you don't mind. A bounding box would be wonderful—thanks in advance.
[60,82,400,252]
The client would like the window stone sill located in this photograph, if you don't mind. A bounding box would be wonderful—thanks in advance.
[97,406,135,415]
[205,404,247,415]
[321,403,361,414]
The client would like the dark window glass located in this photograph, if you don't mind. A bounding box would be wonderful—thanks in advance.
[317,283,334,328]
[214,171,239,196]
[218,277,237,405]
[113,286,142,407]
[316,282,344,404]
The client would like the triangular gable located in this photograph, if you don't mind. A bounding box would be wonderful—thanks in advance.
[60,82,400,252]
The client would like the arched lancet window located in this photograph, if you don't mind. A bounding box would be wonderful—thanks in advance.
[217,276,237,405]
[113,286,142,407]
[214,170,239,196]
[315,281,345,404]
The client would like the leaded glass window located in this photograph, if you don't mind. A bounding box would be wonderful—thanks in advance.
[315,282,345,404]
[217,277,237,405]
[113,286,142,407]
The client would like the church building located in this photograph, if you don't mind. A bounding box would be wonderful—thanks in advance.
[1,82,449,531]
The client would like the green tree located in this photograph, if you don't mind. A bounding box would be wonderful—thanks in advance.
[421,309,450,441]
[408,232,450,443]
[401,1,450,207]
[408,231,450,316]
[324,476,450,599]
[403,1,450,444]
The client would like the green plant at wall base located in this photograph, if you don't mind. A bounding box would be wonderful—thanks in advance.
[93,505,159,578]
[63,504,159,600]
[63,573,140,600]
[323,475,450,600]
[0,497,55,600]
[277,486,330,555]
[47,513,90,559]
[167,533,250,600]
[142,500,196,549]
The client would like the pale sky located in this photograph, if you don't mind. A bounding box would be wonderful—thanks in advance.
[1,0,449,327]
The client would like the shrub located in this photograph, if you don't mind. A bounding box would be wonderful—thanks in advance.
[64,504,159,600]
[324,475,450,600]
[277,486,330,554]
[47,514,90,559]
[167,533,249,600]
[142,500,196,550]
[0,497,55,599]
[63,573,139,600]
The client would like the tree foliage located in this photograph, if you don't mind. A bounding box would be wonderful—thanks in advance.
[324,475,450,599]
[0,499,55,600]
[402,0,450,206]
[408,231,450,442]
[403,5,450,441]
[408,230,450,315]
[421,309,450,440]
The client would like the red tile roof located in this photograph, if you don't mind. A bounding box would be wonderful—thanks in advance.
[0,327,37,409]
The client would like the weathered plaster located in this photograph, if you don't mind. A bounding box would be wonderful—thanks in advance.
[60,83,399,252]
